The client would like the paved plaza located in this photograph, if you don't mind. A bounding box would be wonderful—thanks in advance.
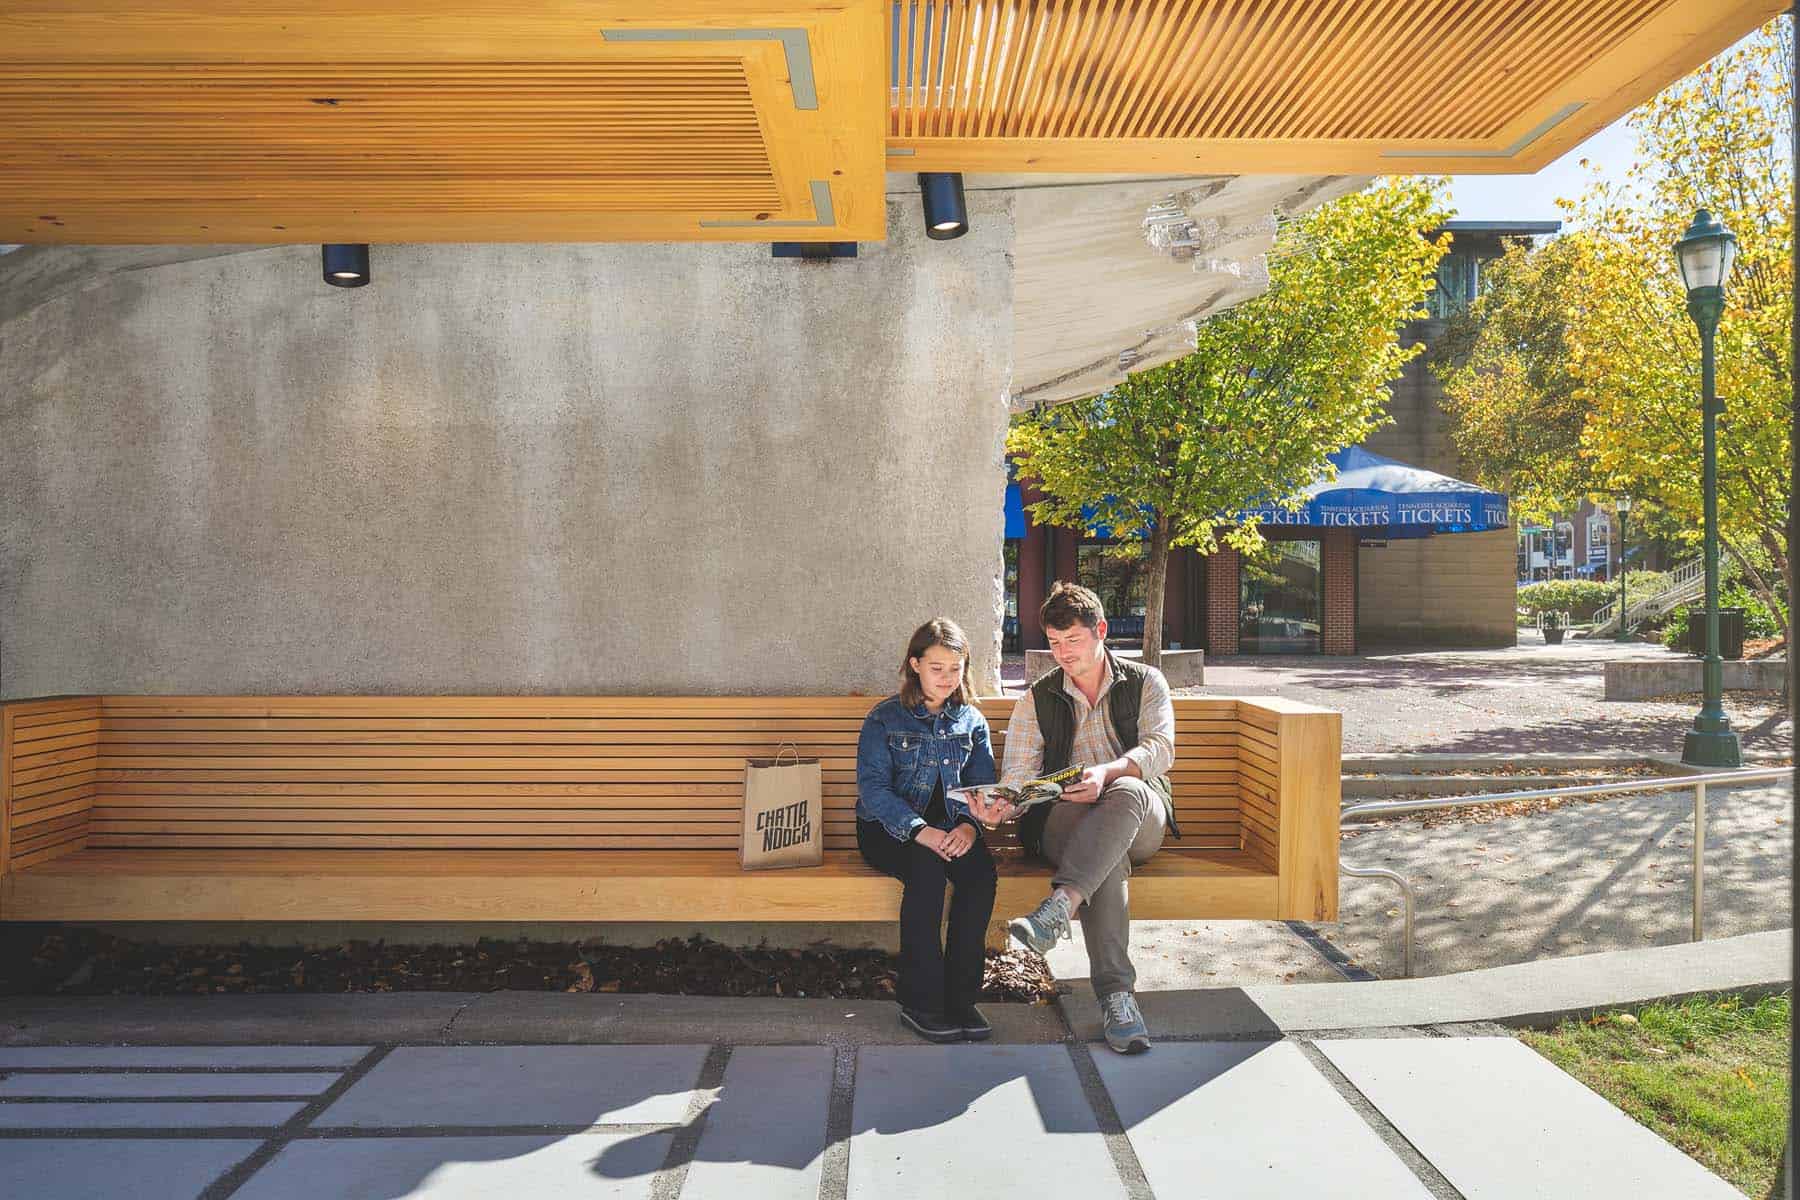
[0,1033,1748,1199]
[1005,636,1793,758]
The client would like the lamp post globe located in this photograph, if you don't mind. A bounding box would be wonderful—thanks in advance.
[1675,209,1741,768]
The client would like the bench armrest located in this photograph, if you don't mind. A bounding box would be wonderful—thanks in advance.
[1,696,100,876]
[1234,696,1341,921]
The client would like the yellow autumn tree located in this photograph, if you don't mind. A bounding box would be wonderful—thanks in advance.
[1439,19,1792,637]
[1574,19,1792,638]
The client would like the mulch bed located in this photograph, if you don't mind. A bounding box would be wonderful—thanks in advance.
[0,928,1058,1003]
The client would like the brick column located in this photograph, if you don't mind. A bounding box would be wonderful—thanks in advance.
[1204,547,1239,655]
[1322,529,1357,656]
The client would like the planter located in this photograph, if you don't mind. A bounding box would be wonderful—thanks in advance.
[1542,627,1566,645]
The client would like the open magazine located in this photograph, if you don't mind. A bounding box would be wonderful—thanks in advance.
[948,764,1086,814]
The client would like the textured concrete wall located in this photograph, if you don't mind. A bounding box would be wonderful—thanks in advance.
[1356,318,1518,647]
[0,199,1015,698]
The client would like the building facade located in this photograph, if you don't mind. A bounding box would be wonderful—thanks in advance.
[1008,220,1558,655]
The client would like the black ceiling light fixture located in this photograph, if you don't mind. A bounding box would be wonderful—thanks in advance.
[321,243,370,288]
[918,172,968,240]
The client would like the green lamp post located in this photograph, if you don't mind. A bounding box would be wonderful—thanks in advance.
[1675,209,1742,769]
[1614,496,1631,643]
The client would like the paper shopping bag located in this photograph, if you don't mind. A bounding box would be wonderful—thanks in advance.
[740,744,823,870]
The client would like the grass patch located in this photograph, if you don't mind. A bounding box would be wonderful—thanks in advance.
[1521,991,1790,1197]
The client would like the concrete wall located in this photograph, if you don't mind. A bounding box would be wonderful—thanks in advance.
[1356,318,1518,647]
[0,198,1015,698]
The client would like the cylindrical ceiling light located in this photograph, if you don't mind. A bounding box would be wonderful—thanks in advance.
[321,244,371,288]
[918,173,968,241]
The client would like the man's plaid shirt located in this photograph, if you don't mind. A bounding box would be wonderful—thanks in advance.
[998,657,1175,788]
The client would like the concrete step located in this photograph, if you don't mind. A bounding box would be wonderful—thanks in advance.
[1340,773,1610,799]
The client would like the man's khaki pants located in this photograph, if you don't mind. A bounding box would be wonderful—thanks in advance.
[1039,776,1166,999]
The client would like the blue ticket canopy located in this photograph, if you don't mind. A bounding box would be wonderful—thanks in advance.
[1004,482,1026,539]
[1240,446,1508,538]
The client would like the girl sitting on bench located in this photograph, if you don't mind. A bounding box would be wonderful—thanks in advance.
[854,618,999,1043]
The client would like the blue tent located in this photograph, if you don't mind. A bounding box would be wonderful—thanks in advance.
[1004,482,1026,538]
[1240,446,1508,538]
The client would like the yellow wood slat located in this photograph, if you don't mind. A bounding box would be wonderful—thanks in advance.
[1235,0,1345,141]
[22,845,1273,877]
[84,834,752,849]
[10,770,99,804]
[1108,0,1198,139]
[12,796,92,829]
[9,703,101,729]
[11,780,94,816]
[91,818,749,836]
[94,781,775,797]
[9,836,89,872]
[1358,0,1524,143]
[11,759,101,789]
[10,717,102,745]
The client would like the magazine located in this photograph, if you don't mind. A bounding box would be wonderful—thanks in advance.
[949,764,1086,814]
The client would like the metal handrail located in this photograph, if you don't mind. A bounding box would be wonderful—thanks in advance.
[1339,766,1792,978]
[1591,556,1704,634]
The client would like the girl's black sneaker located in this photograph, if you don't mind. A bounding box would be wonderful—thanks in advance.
[899,1006,964,1043]
[952,1005,992,1041]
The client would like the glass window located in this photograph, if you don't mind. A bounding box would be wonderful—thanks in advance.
[1240,540,1321,654]
[1076,542,1148,640]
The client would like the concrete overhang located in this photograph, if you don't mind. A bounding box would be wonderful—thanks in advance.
[885,172,1371,409]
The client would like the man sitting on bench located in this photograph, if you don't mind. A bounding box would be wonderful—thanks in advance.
[972,581,1178,1055]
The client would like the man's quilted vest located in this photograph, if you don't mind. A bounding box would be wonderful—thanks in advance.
[1017,653,1179,857]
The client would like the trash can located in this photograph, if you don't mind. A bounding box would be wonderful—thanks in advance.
[1686,608,1745,660]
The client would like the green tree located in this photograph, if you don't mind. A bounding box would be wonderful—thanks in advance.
[1437,19,1792,638]
[1434,234,1596,524]
[1008,178,1449,665]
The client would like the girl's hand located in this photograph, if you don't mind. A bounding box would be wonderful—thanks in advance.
[939,823,976,859]
[914,826,952,860]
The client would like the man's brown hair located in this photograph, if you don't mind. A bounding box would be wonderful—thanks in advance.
[1040,580,1105,633]
[898,617,972,709]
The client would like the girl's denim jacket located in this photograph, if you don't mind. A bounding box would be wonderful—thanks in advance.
[855,694,997,842]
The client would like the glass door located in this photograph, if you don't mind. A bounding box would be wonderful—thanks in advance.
[1240,540,1322,654]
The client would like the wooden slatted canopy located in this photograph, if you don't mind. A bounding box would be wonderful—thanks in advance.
[888,0,1786,173]
[0,0,1781,244]
[0,0,889,244]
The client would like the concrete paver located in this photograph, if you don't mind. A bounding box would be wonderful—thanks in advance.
[0,1025,1757,1197]
[1319,1036,1742,1200]
[685,1046,833,1200]
[0,1100,307,1129]
[315,1045,705,1129]
[0,1139,261,1200]
[849,1045,1123,1200]
[0,1046,369,1068]
[0,1072,340,1098]
[232,1133,673,1199]
[1093,1041,1434,1199]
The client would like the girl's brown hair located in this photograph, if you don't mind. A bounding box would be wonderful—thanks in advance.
[899,618,972,709]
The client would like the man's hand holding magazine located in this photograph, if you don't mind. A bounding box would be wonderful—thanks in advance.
[952,765,1086,830]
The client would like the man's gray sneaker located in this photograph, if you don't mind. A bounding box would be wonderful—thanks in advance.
[1008,893,1073,955]
[1101,991,1151,1055]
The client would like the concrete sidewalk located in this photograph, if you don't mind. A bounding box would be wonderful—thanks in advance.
[0,1034,1748,1200]
[1,934,1784,1199]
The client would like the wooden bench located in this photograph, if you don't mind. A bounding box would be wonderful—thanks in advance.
[0,695,1339,924]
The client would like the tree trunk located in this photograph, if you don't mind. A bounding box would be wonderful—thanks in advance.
[1141,525,1170,669]
[1723,536,1792,646]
